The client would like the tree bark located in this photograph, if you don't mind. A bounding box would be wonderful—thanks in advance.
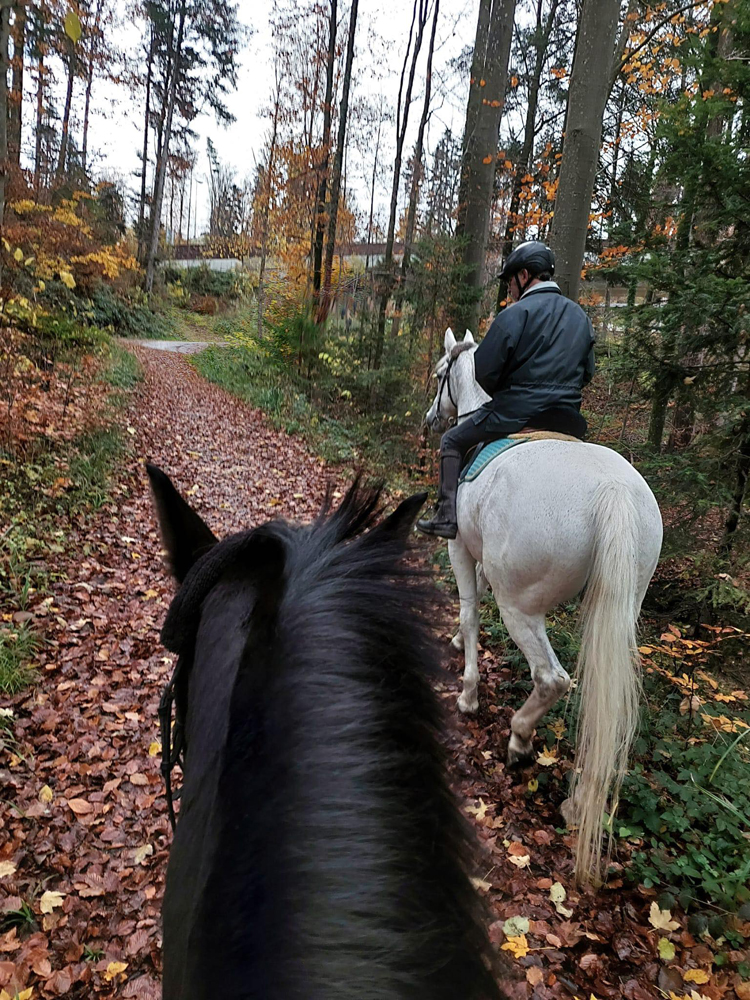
[0,1,11,291]
[9,1,25,165]
[137,26,154,263]
[364,107,383,274]
[318,0,358,324]
[549,0,621,301]
[256,66,281,339]
[452,0,516,333]
[372,0,428,370]
[145,0,187,294]
[392,0,440,337]
[312,0,337,299]
[55,43,76,185]
[81,0,105,176]
[33,52,43,193]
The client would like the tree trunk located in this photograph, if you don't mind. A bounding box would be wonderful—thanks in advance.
[501,0,560,271]
[257,68,281,340]
[720,401,750,557]
[550,0,621,301]
[372,0,429,370]
[9,1,25,165]
[312,0,337,299]
[81,0,105,176]
[0,1,10,291]
[364,108,383,274]
[318,0,359,324]
[55,48,75,184]
[391,0,440,338]
[452,0,516,333]
[33,52,43,193]
[648,376,673,453]
[145,0,187,294]
[137,28,154,263]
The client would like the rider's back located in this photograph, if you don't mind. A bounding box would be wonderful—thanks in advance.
[472,284,595,433]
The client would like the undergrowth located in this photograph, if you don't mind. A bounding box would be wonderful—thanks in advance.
[0,341,141,694]
[475,593,750,913]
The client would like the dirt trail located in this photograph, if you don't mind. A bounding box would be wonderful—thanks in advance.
[0,346,684,1000]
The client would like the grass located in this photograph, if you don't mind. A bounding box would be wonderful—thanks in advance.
[0,625,39,694]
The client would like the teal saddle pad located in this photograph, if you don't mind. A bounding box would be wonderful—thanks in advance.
[459,437,526,484]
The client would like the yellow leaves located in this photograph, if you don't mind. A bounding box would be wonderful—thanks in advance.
[527,777,539,793]
[506,841,531,868]
[649,901,680,932]
[59,270,76,290]
[501,933,529,958]
[0,861,17,878]
[148,741,161,757]
[134,843,154,866]
[104,961,128,982]
[701,712,749,734]
[465,799,488,821]
[64,10,82,44]
[39,890,65,914]
[39,785,54,804]
[683,970,710,985]
[0,989,34,1000]
[658,937,676,961]
[549,881,573,917]
[537,748,558,767]
[548,718,566,739]
[14,247,24,262]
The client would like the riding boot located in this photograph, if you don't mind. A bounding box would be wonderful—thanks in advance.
[416,451,462,539]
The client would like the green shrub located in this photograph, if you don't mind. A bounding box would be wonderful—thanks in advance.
[84,284,176,339]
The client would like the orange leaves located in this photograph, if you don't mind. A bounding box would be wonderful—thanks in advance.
[550,67,567,80]
[482,155,493,165]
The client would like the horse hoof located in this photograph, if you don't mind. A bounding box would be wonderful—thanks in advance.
[506,735,534,769]
[451,632,465,651]
[457,693,478,714]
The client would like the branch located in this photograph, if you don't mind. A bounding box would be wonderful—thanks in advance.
[610,0,709,89]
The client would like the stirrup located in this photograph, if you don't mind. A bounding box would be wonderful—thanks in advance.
[416,515,457,540]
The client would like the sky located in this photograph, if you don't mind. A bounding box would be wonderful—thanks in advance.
[37,0,480,236]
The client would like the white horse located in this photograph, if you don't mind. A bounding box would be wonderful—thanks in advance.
[425,328,663,883]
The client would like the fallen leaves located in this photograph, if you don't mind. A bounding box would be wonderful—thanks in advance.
[0,863,16,880]
[649,901,681,932]
[549,881,573,917]
[501,934,529,958]
[38,891,65,915]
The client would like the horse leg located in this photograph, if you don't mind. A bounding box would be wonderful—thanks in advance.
[451,563,488,651]
[450,539,481,714]
[500,606,571,767]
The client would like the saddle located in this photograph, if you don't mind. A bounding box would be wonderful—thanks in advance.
[459,430,581,484]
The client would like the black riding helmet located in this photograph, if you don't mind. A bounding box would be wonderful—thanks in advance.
[499,241,556,284]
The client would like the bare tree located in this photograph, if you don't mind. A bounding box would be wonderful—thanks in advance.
[372,0,430,370]
[312,0,336,300]
[9,0,25,166]
[318,0,359,323]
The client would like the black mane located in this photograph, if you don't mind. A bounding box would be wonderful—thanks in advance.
[157,479,506,1000]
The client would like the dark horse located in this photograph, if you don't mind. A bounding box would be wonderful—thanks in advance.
[148,465,506,1000]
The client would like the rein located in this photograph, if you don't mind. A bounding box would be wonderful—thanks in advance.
[436,354,479,424]
[158,658,186,833]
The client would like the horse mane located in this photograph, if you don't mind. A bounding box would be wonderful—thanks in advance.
[450,340,476,360]
[161,479,506,1000]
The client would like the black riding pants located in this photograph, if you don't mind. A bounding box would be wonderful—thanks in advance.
[440,419,512,466]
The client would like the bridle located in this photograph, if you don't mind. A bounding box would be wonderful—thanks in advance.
[435,353,479,425]
[158,657,187,833]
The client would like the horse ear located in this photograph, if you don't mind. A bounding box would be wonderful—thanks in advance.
[463,329,475,344]
[377,492,429,543]
[146,464,218,584]
[444,327,456,352]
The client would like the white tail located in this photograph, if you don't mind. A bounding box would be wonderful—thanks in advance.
[572,481,642,884]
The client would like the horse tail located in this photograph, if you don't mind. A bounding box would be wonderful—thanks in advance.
[573,479,642,884]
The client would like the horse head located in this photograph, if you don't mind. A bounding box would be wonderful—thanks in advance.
[425,328,478,432]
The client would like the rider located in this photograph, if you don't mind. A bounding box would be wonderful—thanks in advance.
[417,241,596,539]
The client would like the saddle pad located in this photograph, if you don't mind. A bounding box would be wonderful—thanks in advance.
[459,437,526,483]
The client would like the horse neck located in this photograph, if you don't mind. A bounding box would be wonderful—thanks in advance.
[455,349,489,421]
[165,529,503,1000]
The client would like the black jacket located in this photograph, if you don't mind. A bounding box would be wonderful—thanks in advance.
[471,283,595,433]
